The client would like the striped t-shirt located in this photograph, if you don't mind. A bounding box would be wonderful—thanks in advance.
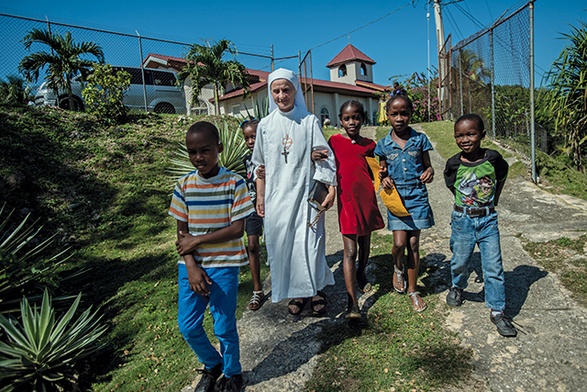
[169,167,254,267]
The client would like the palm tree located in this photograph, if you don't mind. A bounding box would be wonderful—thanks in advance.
[0,75,31,105]
[454,49,491,114]
[177,39,250,115]
[540,21,587,171]
[18,28,104,111]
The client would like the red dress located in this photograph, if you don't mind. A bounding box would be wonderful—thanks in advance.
[328,134,385,236]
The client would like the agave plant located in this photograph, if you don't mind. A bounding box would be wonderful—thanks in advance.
[0,205,72,313]
[169,121,249,179]
[0,289,107,391]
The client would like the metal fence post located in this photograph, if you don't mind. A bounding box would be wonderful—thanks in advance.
[136,31,148,113]
[490,28,496,140]
[529,0,537,182]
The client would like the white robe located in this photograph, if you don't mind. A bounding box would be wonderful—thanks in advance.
[252,105,337,302]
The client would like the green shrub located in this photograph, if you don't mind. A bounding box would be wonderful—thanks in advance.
[0,289,107,391]
[82,64,130,124]
[0,205,71,314]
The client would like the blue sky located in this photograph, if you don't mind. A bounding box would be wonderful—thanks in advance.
[1,0,586,87]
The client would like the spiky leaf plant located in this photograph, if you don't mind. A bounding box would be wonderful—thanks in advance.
[168,121,249,179]
[0,205,72,313]
[0,289,107,391]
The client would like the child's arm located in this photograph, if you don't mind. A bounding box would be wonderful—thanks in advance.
[176,220,212,296]
[420,151,435,184]
[379,158,395,190]
[256,165,265,217]
[176,220,245,256]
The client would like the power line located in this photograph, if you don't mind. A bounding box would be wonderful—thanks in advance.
[308,0,418,51]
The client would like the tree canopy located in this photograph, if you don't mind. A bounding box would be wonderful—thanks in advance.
[19,28,104,110]
[178,39,250,115]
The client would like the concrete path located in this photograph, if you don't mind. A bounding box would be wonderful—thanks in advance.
[182,125,587,391]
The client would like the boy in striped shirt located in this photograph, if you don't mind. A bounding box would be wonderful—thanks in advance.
[169,121,254,392]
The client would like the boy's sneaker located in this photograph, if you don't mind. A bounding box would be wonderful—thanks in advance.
[194,363,222,392]
[490,311,517,337]
[215,374,243,392]
[446,287,463,307]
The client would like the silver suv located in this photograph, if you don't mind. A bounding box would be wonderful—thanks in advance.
[34,66,187,114]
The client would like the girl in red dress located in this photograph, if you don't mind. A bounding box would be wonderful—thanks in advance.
[328,100,385,319]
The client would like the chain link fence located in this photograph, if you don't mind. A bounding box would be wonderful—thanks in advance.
[447,2,535,147]
[0,13,275,114]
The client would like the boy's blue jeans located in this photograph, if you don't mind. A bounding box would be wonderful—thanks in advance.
[449,210,506,311]
[177,264,241,377]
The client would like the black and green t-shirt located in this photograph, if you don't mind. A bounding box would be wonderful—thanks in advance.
[443,149,508,208]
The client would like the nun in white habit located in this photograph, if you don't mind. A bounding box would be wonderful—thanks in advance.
[252,68,337,315]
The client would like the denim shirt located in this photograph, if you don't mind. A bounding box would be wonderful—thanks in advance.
[374,128,433,187]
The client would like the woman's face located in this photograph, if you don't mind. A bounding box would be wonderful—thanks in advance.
[270,79,296,112]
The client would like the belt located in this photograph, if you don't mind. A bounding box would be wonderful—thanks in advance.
[454,205,495,217]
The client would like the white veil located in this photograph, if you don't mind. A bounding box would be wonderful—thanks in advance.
[267,68,307,113]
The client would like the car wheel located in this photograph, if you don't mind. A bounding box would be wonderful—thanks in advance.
[154,102,175,114]
[59,96,84,111]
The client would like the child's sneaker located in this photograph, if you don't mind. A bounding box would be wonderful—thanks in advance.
[215,374,243,392]
[194,363,222,392]
[446,287,463,307]
[490,311,517,337]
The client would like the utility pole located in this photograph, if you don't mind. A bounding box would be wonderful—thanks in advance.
[433,0,447,118]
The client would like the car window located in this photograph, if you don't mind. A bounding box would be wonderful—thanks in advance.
[152,71,177,87]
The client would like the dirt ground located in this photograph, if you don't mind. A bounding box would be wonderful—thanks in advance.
[182,125,587,392]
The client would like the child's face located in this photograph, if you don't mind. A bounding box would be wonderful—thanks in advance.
[386,98,412,134]
[270,79,296,112]
[242,125,257,152]
[186,131,223,178]
[454,119,485,154]
[339,105,363,138]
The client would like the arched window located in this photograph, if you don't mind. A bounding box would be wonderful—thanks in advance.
[360,63,367,76]
[338,64,347,77]
[320,106,330,127]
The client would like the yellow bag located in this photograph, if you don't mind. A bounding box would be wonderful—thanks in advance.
[365,157,411,217]
[379,188,411,217]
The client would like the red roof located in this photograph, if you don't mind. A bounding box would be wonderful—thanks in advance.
[326,44,376,68]
[218,74,382,102]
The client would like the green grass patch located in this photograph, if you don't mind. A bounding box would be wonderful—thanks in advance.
[521,235,587,305]
[306,233,473,392]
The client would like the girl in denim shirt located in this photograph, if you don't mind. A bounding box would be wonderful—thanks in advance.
[374,94,435,312]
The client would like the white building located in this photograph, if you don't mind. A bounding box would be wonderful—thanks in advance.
[143,44,390,126]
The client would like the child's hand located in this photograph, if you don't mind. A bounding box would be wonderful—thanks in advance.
[186,264,212,295]
[176,230,199,255]
[381,177,395,190]
[321,185,336,211]
[256,165,265,180]
[420,167,434,184]
[311,149,329,162]
[378,166,388,180]
[256,198,265,218]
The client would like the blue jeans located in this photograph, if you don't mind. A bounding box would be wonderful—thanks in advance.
[177,264,241,377]
[449,210,506,311]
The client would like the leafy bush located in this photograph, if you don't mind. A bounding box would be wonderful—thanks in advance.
[0,205,71,313]
[0,75,32,105]
[82,63,130,124]
[0,289,107,391]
